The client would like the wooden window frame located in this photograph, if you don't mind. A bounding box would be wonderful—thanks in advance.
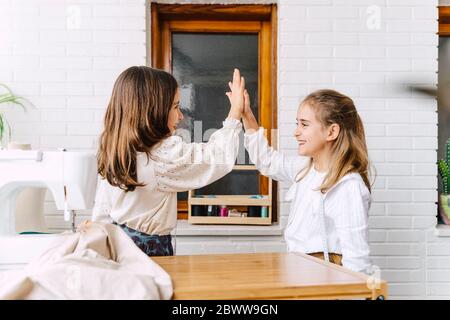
[149,4,278,220]
[440,6,450,36]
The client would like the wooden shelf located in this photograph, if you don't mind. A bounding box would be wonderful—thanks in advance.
[190,195,270,206]
[233,165,257,171]
[188,216,272,225]
[188,176,273,226]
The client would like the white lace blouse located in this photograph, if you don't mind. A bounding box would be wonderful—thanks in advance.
[92,118,242,236]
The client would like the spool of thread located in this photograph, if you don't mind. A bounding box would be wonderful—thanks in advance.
[219,205,229,217]
[248,206,261,217]
[261,206,268,218]
[207,205,214,216]
[191,205,205,216]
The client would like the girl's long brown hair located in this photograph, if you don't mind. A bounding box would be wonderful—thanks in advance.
[97,66,178,192]
[296,89,374,193]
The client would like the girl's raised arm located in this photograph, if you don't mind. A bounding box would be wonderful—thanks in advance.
[241,92,309,183]
[151,69,245,193]
[152,120,241,193]
[242,90,259,133]
[226,69,245,121]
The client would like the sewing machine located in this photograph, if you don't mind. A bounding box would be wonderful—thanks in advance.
[0,150,97,269]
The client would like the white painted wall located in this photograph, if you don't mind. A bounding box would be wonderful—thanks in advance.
[0,0,443,299]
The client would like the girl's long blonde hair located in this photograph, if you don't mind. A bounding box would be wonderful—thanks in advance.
[296,89,373,194]
[97,66,178,192]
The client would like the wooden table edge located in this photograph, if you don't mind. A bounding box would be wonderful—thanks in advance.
[154,252,389,300]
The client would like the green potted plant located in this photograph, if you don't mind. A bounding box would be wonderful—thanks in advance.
[0,83,30,148]
[438,138,450,224]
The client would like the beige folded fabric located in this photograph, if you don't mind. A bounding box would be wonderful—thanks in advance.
[0,222,173,300]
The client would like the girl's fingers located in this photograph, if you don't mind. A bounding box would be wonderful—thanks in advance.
[244,90,250,106]
[244,90,252,114]
[233,68,240,86]
[228,82,233,91]
[240,77,245,92]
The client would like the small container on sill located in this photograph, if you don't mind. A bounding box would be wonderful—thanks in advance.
[261,206,268,218]
[219,205,229,217]
[192,205,205,216]
[247,206,261,217]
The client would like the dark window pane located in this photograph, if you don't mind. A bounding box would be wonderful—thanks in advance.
[172,33,260,197]
[196,171,259,196]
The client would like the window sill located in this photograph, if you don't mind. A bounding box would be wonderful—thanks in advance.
[174,220,284,236]
[434,224,450,237]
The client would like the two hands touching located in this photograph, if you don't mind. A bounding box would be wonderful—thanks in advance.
[225,68,259,133]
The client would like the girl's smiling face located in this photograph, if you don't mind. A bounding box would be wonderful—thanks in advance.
[167,88,184,134]
[294,103,329,157]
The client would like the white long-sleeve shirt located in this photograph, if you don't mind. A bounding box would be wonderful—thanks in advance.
[244,128,373,273]
[92,118,242,236]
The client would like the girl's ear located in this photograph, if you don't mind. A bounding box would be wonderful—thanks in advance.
[326,123,340,141]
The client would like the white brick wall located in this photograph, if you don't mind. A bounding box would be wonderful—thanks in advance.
[0,0,444,299]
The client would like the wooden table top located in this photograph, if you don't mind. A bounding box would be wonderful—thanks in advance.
[153,252,388,300]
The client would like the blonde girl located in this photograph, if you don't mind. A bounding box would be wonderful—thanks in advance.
[93,66,246,256]
[239,89,373,273]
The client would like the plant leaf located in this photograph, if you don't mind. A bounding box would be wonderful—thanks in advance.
[3,116,11,142]
[10,99,27,112]
[0,84,34,147]
[0,83,13,95]
[0,113,4,144]
[0,83,34,111]
[0,94,17,104]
